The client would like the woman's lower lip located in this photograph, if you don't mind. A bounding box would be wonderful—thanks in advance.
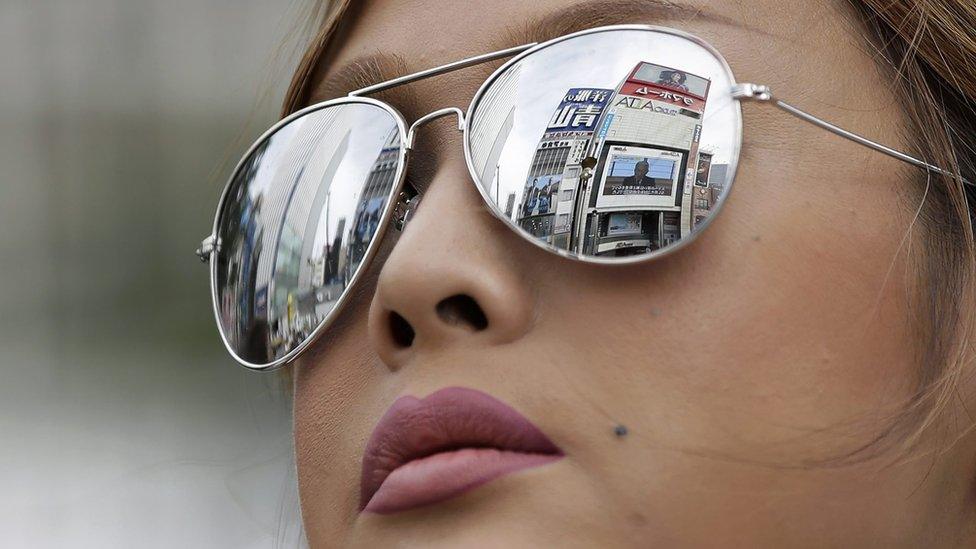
[363,448,562,514]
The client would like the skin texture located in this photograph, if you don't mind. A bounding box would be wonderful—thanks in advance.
[292,0,976,546]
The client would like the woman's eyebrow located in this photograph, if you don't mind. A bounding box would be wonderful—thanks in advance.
[311,53,427,121]
[315,54,403,101]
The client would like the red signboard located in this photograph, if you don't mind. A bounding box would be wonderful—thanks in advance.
[618,81,706,112]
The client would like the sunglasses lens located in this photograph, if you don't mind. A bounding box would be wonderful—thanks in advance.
[213,102,403,368]
[467,28,740,261]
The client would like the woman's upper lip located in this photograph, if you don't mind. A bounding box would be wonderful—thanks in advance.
[359,386,562,511]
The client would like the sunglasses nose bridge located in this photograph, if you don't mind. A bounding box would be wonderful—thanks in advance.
[405,107,465,149]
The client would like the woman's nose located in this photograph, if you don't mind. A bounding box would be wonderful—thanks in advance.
[367,159,536,369]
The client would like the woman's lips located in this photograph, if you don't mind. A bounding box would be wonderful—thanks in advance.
[360,386,563,514]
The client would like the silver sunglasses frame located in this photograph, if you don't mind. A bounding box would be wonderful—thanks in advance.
[200,24,968,371]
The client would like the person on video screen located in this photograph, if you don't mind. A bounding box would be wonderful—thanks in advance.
[657,70,689,92]
[622,160,655,187]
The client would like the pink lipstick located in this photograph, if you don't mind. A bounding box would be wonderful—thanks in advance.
[360,386,563,514]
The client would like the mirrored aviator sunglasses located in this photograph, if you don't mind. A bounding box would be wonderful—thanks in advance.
[196,24,969,371]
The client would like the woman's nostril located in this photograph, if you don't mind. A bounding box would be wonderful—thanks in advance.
[388,311,416,348]
[436,294,489,331]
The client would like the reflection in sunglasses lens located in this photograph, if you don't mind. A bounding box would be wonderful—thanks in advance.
[214,103,402,366]
[468,29,739,261]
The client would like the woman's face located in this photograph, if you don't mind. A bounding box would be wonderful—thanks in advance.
[293,0,976,546]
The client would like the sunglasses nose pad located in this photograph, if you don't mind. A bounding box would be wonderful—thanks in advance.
[392,189,422,232]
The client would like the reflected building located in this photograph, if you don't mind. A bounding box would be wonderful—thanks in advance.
[261,123,401,353]
[346,127,401,278]
[253,108,354,346]
[513,88,613,251]
[690,152,729,229]
[708,163,728,191]
[503,192,516,218]
[584,62,711,256]
[519,62,721,257]
[214,102,404,363]
[218,175,265,357]
[469,65,522,191]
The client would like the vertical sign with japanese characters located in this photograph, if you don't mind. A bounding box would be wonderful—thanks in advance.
[545,88,614,135]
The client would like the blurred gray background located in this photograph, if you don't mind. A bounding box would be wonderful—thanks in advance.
[0,1,312,546]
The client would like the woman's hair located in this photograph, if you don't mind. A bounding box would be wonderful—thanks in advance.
[846,0,976,462]
[282,0,354,116]
[281,0,976,462]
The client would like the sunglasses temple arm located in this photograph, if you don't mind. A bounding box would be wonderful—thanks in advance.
[732,83,972,187]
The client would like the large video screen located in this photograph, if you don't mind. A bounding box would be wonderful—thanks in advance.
[596,145,682,209]
[608,156,676,182]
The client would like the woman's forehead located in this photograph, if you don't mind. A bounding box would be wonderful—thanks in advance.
[308,0,862,109]
[301,0,890,161]
[311,0,747,101]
